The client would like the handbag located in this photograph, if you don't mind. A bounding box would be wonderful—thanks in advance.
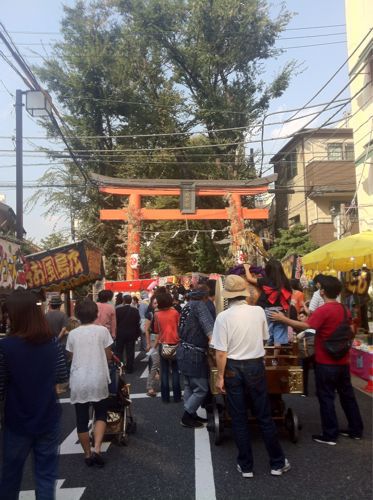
[160,343,178,360]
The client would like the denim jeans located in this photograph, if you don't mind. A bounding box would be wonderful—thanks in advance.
[265,308,289,345]
[159,347,182,402]
[224,358,285,472]
[0,423,60,500]
[146,349,160,391]
[183,376,209,415]
[314,363,364,440]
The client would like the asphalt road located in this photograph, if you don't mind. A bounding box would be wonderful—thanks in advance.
[5,350,373,500]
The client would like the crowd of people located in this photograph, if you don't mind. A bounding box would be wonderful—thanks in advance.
[0,258,365,497]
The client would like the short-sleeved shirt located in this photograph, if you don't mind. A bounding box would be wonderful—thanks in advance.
[307,302,351,365]
[66,324,113,404]
[45,310,68,338]
[309,290,325,312]
[291,290,305,314]
[211,302,268,359]
[153,308,180,344]
[94,302,116,338]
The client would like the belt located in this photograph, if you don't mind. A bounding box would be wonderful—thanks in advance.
[227,357,264,363]
[181,341,207,354]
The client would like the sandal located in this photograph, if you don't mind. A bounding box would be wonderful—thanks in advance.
[146,389,157,397]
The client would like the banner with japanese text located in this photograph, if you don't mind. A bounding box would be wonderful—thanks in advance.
[25,240,104,292]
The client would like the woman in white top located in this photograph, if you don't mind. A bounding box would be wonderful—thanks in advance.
[66,299,113,468]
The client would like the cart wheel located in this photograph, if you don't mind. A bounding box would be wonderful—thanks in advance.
[285,408,299,443]
[116,434,129,446]
[127,420,137,434]
[212,401,224,446]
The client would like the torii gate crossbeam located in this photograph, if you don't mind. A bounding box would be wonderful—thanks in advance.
[94,174,276,280]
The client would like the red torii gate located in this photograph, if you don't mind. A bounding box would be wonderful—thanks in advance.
[93,174,276,280]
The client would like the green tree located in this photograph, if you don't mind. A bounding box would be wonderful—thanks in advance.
[39,231,69,250]
[34,0,294,275]
[269,224,318,260]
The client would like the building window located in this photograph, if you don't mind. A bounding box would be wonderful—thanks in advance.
[285,150,297,179]
[327,143,343,160]
[344,143,355,160]
[289,214,300,226]
[327,142,355,160]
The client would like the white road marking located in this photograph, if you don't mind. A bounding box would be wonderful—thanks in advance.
[195,409,216,500]
[20,479,85,500]
[140,365,149,378]
[60,421,110,455]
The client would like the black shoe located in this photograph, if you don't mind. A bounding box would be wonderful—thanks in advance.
[92,452,105,468]
[193,414,208,423]
[312,434,337,446]
[339,430,362,440]
[181,412,203,428]
[84,455,94,467]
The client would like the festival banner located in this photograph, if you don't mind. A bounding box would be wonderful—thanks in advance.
[0,238,27,289]
[25,240,104,292]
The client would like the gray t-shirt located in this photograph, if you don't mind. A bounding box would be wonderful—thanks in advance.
[45,310,68,340]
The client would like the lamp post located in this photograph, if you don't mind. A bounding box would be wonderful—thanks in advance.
[15,89,51,240]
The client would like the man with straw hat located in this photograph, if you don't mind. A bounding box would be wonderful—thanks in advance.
[211,275,290,478]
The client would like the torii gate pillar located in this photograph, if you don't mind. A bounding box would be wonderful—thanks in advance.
[127,193,141,280]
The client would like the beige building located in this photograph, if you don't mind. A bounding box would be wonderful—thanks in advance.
[345,0,373,231]
[271,128,359,246]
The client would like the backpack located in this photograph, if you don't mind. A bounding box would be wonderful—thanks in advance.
[324,305,353,360]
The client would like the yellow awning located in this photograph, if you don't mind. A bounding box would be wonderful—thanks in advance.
[302,231,373,272]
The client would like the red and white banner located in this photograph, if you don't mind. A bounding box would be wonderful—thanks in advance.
[130,253,139,269]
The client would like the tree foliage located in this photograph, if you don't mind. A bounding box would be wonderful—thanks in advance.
[39,231,69,251]
[269,224,318,260]
[33,0,294,276]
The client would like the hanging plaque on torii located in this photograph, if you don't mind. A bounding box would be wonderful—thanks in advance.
[93,174,277,280]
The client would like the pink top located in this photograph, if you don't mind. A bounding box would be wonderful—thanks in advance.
[94,302,117,338]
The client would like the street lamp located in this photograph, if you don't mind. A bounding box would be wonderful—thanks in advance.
[15,89,51,240]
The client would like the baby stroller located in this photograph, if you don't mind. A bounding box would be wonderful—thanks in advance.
[91,355,136,447]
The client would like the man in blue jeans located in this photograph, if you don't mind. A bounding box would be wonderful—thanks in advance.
[177,287,214,428]
[212,275,290,477]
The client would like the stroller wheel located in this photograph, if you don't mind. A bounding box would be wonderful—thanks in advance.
[127,420,137,434]
[114,434,129,446]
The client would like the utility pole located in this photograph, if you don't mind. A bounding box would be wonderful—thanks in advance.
[15,89,23,240]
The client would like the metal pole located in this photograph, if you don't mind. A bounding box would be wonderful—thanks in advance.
[15,90,23,240]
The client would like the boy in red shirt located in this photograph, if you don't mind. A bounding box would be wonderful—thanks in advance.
[270,276,363,445]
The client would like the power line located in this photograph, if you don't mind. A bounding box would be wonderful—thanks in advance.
[16,40,347,60]
[7,24,346,36]
[0,32,348,46]
[285,28,372,124]
[0,99,350,142]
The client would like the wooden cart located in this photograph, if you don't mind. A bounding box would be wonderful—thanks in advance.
[207,343,303,445]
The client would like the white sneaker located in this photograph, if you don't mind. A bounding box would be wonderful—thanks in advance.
[270,458,291,476]
[237,464,254,478]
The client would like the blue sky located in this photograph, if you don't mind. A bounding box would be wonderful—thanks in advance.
[0,0,349,242]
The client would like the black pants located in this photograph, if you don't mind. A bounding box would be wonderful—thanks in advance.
[116,336,136,372]
[314,363,364,440]
[75,399,108,433]
[301,354,314,396]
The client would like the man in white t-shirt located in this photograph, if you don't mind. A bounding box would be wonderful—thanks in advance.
[309,274,326,313]
[211,275,290,478]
